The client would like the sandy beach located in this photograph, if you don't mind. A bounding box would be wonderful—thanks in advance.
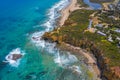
[59,0,80,26]
[58,0,101,79]
[59,43,101,80]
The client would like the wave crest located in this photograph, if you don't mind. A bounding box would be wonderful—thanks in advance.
[31,0,82,74]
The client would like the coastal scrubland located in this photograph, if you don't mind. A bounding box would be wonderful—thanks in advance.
[90,0,115,3]
[42,0,120,80]
[42,9,120,80]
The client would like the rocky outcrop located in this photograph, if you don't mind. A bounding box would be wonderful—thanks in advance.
[11,54,22,61]
[42,31,62,44]
[42,32,120,80]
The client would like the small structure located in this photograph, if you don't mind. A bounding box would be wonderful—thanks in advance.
[114,29,120,33]
[108,4,115,10]
[108,35,113,42]
[118,42,120,48]
[96,24,103,28]
[97,31,106,36]
[116,1,120,10]
[117,37,120,41]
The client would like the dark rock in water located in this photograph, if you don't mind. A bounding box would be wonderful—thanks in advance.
[17,73,23,79]
[32,36,39,41]
[8,54,22,61]
[0,62,7,71]
[7,70,12,74]
[29,72,36,75]
[24,72,37,80]
[24,75,33,79]
[1,61,8,65]
[38,71,47,76]
[24,75,37,80]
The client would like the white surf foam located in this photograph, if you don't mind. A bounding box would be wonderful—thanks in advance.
[4,48,25,67]
[54,51,82,74]
[69,65,82,74]
[54,52,78,67]
[31,0,70,50]
[43,0,70,32]
[31,0,82,74]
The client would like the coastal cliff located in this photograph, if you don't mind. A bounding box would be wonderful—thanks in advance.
[42,0,120,80]
[43,35,120,80]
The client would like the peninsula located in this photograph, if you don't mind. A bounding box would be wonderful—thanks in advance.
[42,0,120,80]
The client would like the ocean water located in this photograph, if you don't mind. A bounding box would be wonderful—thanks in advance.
[0,0,95,80]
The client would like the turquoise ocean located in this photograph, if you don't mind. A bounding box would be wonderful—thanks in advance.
[0,0,101,80]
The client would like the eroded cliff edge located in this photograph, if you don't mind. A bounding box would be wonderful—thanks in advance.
[42,0,120,80]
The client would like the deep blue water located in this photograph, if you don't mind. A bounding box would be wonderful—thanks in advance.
[0,0,61,64]
[0,0,62,79]
[0,0,101,80]
[0,0,59,59]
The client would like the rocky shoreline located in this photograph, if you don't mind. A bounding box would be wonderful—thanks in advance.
[43,0,101,79]
[59,42,101,79]
[42,0,120,80]
[42,31,120,80]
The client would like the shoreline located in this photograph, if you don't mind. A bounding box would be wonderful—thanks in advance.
[59,42,101,80]
[59,0,80,26]
[57,0,101,79]
[42,0,120,79]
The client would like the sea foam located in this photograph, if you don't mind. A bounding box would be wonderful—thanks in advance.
[54,52,78,67]
[43,0,70,32]
[31,0,82,74]
[31,0,70,49]
[4,48,25,67]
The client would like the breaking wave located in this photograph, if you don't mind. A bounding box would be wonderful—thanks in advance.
[31,0,82,74]
[4,48,25,67]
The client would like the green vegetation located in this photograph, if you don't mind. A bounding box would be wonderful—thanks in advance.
[65,10,120,67]
[90,0,115,3]
[98,11,120,27]
[43,9,120,67]
[77,0,89,7]
[86,70,93,80]
[43,7,120,80]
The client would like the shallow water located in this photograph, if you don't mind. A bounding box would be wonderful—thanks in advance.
[83,0,102,9]
[0,0,92,80]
